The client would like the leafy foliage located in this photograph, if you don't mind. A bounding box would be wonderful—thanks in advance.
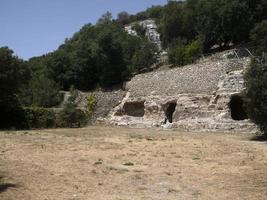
[160,0,267,53]
[24,107,56,129]
[168,39,202,66]
[41,22,158,90]
[57,87,87,128]
[86,94,97,118]
[244,59,267,133]
[0,47,30,128]
[58,102,87,128]
[250,20,267,55]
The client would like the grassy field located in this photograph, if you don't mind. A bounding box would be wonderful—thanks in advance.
[0,126,267,200]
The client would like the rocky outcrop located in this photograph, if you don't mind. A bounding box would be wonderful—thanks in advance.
[125,19,162,50]
[106,53,258,133]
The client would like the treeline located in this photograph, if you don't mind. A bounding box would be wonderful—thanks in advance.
[118,0,267,65]
[28,22,157,91]
[0,11,158,128]
[157,0,267,65]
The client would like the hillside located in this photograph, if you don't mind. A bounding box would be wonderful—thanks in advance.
[1,0,267,130]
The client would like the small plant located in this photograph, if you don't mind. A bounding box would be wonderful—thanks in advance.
[123,162,134,166]
[192,156,200,160]
[94,158,103,165]
[86,94,97,118]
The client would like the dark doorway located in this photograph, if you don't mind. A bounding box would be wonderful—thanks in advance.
[123,101,145,117]
[229,95,248,120]
[165,102,177,123]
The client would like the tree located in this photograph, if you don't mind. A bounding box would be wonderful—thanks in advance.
[97,11,113,25]
[31,75,62,107]
[250,20,267,55]
[219,0,253,44]
[0,47,30,128]
[117,11,130,25]
[244,59,267,134]
[168,39,202,66]
[58,89,87,128]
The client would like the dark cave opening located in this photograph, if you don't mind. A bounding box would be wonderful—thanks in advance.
[165,102,177,123]
[229,95,248,121]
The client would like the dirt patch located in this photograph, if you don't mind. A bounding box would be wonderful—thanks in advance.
[0,127,267,200]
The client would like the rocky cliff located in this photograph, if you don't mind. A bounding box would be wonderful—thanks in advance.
[105,51,257,133]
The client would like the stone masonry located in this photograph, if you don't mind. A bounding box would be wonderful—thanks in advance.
[106,52,257,133]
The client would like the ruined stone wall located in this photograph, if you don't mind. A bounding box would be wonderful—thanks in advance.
[107,56,257,133]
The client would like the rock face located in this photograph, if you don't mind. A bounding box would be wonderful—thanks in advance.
[106,53,257,133]
[125,19,162,50]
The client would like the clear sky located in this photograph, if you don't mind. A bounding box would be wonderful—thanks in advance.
[0,0,167,60]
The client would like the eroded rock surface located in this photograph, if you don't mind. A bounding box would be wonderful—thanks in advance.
[106,55,257,133]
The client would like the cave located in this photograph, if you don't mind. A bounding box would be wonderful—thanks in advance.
[123,101,145,117]
[229,95,248,120]
[164,102,177,123]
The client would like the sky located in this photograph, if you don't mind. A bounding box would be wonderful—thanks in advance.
[0,0,167,60]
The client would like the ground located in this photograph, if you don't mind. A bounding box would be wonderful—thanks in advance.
[0,127,267,200]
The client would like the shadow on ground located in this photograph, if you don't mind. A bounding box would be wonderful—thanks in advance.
[0,176,16,193]
[250,134,267,142]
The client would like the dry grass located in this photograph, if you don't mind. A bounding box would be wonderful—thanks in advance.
[0,126,267,200]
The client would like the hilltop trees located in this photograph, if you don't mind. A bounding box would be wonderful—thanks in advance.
[117,11,130,25]
[159,0,267,56]
[34,19,158,91]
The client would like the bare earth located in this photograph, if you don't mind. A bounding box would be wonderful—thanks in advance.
[0,126,267,200]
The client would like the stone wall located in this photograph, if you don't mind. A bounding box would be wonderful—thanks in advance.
[106,55,258,133]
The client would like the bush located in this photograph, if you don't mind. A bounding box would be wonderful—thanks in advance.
[250,20,267,56]
[57,102,87,128]
[243,59,267,134]
[86,94,97,119]
[0,95,27,129]
[168,39,202,66]
[24,107,56,129]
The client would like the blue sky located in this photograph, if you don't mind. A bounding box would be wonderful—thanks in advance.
[0,0,166,60]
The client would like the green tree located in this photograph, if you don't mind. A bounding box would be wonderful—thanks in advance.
[0,47,30,128]
[117,11,130,25]
[168,39,202,66]
[30,75,62,107]
[244,59,267,134]
[250,20,267,55]
[97,11,113,25]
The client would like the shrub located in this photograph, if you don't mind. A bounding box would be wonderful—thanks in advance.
[168,39,202,66]
[86,94,97,119]
[24,107,56,129]
[0,95,27,129]
[243,59,267,134]
[57,102,87,128]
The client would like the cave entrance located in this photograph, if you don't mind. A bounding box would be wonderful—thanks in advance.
[229,95,248,120]
[165,102,177,123]
[123,101,145,117]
